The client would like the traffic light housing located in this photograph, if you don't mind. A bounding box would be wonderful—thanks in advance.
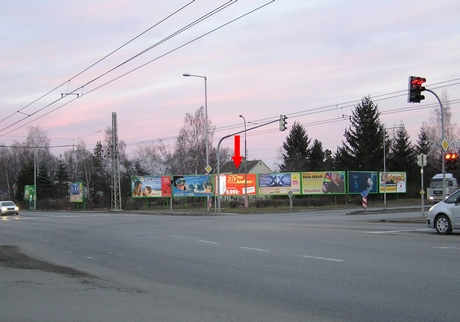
[445,152,458,171]
[408,76,426,103]
[279,114,288,131]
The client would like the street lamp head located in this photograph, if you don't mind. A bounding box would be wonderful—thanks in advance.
[183,73,191,77]
[239,115,243,118]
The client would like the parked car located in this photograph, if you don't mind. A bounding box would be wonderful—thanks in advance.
[427,189,460,234]
[0,201,19,216]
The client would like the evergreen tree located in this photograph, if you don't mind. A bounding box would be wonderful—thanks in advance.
[415,125,437,185]
[90,141,110,206]
[337,96,385,171]
[55,159,70,199]
[37,161,55,199]
[415,125,431,156]
[309,139,325,171]
[279,122,311,172]
[388,125,417,196]
[323,149,334,170]
[388,126,415,171]
[15,161,34,201]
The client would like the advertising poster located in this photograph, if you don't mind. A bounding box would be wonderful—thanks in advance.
[347,171,378,195]
[24,185,35,202]
[301,171,346,195]
[131,176,172,198]
[172,175,213,197]
[217,174,257,196]
[258,172,301,195]
[379,172,407,193]
[70,182,84,202]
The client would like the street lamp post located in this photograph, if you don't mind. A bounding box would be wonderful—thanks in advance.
[183,73,210,210]
[383,125,403,206]
[239,115,248,208]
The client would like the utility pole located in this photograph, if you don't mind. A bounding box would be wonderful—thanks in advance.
[111,112,122,211]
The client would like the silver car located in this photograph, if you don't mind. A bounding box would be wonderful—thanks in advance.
[427,189,460,234]
[0,201,19,216]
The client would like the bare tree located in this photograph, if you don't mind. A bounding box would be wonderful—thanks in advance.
[135,141,171,174]
[424,91,460,162]
[63,141,91,182]
[0,126,58,200]
[171,106,232,175]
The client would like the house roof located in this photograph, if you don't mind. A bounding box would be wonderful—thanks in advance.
[220,158,272,174]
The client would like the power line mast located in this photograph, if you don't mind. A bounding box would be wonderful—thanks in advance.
[111,112,122,211]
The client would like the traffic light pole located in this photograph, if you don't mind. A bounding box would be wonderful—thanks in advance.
[216,118,280,214]
[425,88,446,199]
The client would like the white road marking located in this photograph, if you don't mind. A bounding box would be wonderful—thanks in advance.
[301,255,344,262]
[171,235,185,239]
[239,246,269,252]
[435,246,460,250]
[198,240,219,245]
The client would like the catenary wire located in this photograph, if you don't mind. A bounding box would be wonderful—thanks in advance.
[0,1,196,126]
[0,1,271,136]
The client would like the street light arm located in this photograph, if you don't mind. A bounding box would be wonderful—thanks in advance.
[183,73,206,80]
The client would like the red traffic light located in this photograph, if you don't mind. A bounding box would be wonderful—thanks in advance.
[446,152,458,160]
[446,152,458,171]
[408,76,426,103]
[411,77,426,88]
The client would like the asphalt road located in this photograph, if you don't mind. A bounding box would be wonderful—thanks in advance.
[1,208,459,322]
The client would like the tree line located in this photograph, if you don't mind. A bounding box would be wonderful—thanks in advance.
[0,95,458,209]
[277,95,459,200]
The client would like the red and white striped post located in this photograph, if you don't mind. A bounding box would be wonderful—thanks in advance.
[362,196,367,210]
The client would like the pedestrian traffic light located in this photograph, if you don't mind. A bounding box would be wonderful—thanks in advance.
[279,114,288,131]
[445,152,458,171]
[408,76,426,103]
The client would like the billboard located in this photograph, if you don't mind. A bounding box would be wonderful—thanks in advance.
[70,182,84,202]
[258,172,301,195]
[24,185,35,202]
[132,176,172,198]
[217,174,257,196]
[379,172,407,193]
[172,175,213,197]
[347,171,378,195]
[301,171,346,195]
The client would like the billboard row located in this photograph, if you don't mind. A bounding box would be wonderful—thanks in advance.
[130,171,406,198]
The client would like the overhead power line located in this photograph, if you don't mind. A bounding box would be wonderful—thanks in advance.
[0,1,274,137]
[0,1,196,127]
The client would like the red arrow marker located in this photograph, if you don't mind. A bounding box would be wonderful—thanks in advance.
[232,135,243,169]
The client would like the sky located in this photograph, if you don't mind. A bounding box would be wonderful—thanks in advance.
[1,0,460,171]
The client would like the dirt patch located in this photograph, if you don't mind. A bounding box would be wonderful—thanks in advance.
[0,245,91,278]
[0,245,146,294]
[377,217,425,223]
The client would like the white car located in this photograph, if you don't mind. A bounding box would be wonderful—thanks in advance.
[0,201,19,216]
[427,189,460,234]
